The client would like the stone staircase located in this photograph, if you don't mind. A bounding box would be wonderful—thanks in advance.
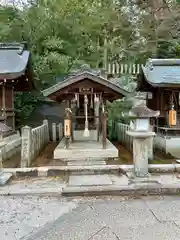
[62,157,129,196]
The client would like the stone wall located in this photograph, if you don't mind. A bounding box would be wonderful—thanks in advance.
[1,132,21,161]
[154,135,180,158]
[21,120,49,167]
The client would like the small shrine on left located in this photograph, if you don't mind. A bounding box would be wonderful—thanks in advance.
[0,42,35,135]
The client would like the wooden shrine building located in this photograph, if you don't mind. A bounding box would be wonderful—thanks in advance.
[43,66,129,159]
[0,42,35,132]
[137,59,180,133]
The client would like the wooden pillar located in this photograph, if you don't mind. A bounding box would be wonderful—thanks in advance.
[0,82,14,129]
[97,102,101,141]
[102,111,107,149]
[68,99,74,142]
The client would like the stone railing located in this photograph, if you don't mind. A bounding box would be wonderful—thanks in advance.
[116,122,133,152]
[116,122,155,159]
[21,120,49,167]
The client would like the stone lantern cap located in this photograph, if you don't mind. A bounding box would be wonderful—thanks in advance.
[129,103,160,118]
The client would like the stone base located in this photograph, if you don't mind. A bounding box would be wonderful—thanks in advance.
[68,174,113,186]
[54,139,118,160]
[129,172,159,185]
[0,172,12,186]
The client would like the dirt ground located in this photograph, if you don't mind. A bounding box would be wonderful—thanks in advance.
[110,141,176,165]
[3,140,177,168]
[31,142,58,167]
[3,151,21,168]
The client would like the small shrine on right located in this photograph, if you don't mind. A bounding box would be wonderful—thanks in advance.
[137,58,180,158]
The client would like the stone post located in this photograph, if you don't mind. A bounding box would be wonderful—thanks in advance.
[52,123,56,142]
[0,131,3,142]
[43,119,49,143]
[148,125,154,161]
[0,149,3,169]
[21,126,32,168]
[126,103,160,182]
[58,123,63,141]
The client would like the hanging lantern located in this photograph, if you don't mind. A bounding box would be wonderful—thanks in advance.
[64,119,71,137]
[169,109,176,126]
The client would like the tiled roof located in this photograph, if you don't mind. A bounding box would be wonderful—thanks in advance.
[142,58,180,86]
[43,68,131,98]
[0,42,30,79]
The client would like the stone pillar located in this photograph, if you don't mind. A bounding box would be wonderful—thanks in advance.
[148,137,154,161]
[21,126,32,167]
[58,123,63,141]
[52,123,56,142]
[43,119,49,143]
[148,125,154,161]
[0,149,3,169]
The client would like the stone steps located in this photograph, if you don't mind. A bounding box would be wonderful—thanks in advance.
[68,174,113,186]
[61,183,163,197]
[0,172,13,186]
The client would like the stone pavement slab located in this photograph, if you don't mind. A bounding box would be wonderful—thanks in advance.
[144,196,180,222]
[92,199,157,227]
[26,197,180,240]
[111,222,180,240]
[90,227,118,240]
[0,195,79,240]
[29,204,106,240]
[109,174,129,185]
[0,177,66,195]
[69,174,113,186]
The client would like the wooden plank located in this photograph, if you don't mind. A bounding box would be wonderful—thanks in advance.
[107,63,142,75]
[128,64,132,74]
[116,63,120,74]
[133,64,136,74]
[124,64,128,74]
[120,64,124,74]
[112,63,116,75]
[108,63,111,74]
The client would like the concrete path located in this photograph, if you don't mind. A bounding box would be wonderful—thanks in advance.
[0,195,79,240]
[25,196,180,240]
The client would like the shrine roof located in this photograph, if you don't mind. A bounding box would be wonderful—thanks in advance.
[43,68,130,99]
[137,58,180,89]
[0,42,35,91]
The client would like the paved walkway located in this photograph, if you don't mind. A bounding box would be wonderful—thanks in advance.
[0,194,78,240]
[26,196,180,240]
[2,177,180,239]
[1,194,180,240]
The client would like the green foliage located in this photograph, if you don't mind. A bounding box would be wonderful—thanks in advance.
[157,40,180,58]
[107,99,133,140]
[1,0,180,127]
[14,92,42,127]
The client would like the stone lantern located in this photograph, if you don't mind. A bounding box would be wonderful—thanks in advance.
[127,103,160,181]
